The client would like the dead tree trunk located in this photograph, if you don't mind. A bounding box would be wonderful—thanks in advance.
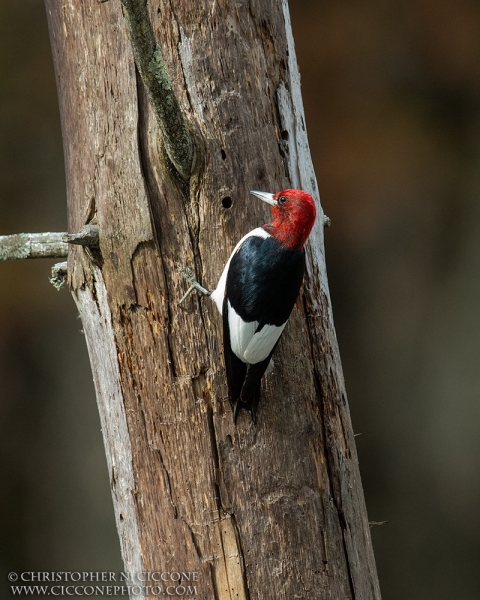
[45,0,381,598]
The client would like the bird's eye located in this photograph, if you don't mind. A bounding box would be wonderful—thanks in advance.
[278,196,288,205]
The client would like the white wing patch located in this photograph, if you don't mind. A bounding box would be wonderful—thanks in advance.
[227,301,258,362]
[243,323,286,363]
[228,301,285,365]
[210,227,271,315]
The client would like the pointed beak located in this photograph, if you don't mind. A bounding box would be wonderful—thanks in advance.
[250,190,277,206]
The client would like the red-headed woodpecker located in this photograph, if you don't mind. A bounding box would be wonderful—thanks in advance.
[178,189,317,423]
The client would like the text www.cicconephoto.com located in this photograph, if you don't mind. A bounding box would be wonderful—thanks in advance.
[7,572,199,597]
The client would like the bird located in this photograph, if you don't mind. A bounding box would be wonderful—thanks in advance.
[178,188,317,423]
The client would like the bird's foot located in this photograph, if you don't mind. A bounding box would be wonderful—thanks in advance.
[177,265,211,304]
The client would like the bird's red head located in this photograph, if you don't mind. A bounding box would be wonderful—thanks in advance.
[251,189,317,249]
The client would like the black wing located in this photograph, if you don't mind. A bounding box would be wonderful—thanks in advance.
[227,235,305,326]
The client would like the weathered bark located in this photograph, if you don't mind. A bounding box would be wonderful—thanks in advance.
[45,0,381,598]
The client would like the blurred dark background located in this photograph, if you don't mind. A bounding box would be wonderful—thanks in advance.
[1,0,479,598]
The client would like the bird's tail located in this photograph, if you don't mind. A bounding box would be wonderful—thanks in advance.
[232,358,271,424]
[233,382,261,424]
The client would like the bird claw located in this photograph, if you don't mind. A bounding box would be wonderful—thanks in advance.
[177,265,211,304]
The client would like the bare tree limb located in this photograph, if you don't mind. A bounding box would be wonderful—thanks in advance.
[0,226,100,261]
[0,232,68,260]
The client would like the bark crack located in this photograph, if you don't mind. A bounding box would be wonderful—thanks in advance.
[155,449,178,519]
[182,518,203,560]
[209,564,221,600]
[342,528,357,600]
[230,513,251,600]
[135,66,178,379]
[206,405,223,513]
